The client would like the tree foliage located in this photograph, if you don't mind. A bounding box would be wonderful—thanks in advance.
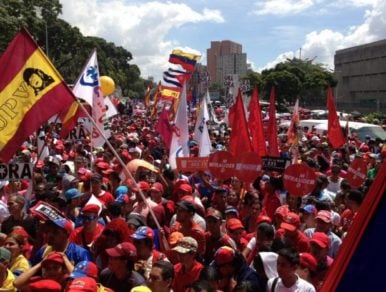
[0,0,147,98]
[243,58,336,105]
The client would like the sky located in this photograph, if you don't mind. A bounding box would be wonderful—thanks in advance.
[60,0,386,81]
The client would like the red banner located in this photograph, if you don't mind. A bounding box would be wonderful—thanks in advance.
[283,164,316,196]
[208,151,235,180]
[346,158,367,188]
[234,152,263,183]
[176,157,209,172]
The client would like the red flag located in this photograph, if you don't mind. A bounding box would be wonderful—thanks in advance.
[327,86,345,149]
[155,105,173,148]
[0,28,76,162]
[144,85,151,107]
[267,87,279,157]
[59,101,89,138]
[228,89,252,156]
[150,82,161,118]
[287,98,300,144]
[248,87,267,156]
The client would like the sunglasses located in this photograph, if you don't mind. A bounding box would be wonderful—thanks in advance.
[81,214,98,221]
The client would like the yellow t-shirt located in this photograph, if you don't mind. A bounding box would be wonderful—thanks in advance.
[0,270,16,292]
[10,255,30,276]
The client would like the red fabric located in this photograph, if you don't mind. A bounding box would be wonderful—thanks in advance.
[69,224,105,247]
[327,86,345,149]
[248,87,267,156]
[173,260,204,292]
[262,191,281,220]
[96,190,115,206]
[267,87,279,157]
[228,89,252,156]
[155,105,173,148]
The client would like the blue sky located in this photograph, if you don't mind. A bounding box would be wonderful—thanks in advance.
[60,0,385,81]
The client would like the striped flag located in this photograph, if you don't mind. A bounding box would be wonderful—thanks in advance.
[169,49,201,72]
[0,28,76,162]
[162,67,187,88]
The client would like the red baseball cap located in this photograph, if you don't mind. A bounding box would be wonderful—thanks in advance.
[274,205,289,219]
[81,204,100,214]
[214,246,235,265]
[256,215,272,225]
[315,210,332,223]
[226,218,245,231]
[177,183,192,194]
[310,232,330,249]
[96,161,109,170]
[300,252,318,272]
[106,242,137,261]
[67,277,98,292]
[29,279,62,292]
[42,252,64,267]
[280,212,300,232]
[138,181,150,191]
[150,182,164,193]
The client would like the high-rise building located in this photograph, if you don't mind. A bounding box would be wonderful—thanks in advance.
[207,40,247,87]
[334,39,386,113]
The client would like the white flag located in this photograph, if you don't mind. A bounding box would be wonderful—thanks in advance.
[73,50,110,147]
[169,81,190,169]
[194,90,212,157]
[104,96,118,118]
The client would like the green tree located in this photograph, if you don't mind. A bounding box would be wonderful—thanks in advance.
[260,57,336,105]
[0,0,146,98]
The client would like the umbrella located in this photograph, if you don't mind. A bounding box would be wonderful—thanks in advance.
[126,159,159,173]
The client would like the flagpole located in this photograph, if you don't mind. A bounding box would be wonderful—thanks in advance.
[75,99,169,249]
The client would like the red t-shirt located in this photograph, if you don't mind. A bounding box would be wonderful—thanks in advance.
[173,260,204,292]
[69,223,105,247]
[276,228,310,253]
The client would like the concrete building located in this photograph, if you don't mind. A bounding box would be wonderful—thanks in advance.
[207,40,247,87]
[334,40,386,113]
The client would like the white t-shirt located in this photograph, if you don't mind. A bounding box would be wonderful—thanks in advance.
[267,275,316,292]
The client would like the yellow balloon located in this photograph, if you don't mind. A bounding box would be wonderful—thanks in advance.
[100,76,115,96]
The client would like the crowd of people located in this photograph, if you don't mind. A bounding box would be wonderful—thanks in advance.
[0,102,384,292]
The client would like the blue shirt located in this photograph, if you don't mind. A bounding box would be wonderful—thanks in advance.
[31,242,91,266]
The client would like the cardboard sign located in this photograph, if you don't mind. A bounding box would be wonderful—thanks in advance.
[176,157,209,172]
[0,163,33,180]
[66,125,89,141]
[262,157,290,172]
[346,158,367,188]
[234,152,263,183]
[208,151,235,180]
[30,201,68,222]
[283,164,317,196]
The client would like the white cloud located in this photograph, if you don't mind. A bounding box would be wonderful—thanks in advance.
[260,0,386,70]
[60,0,224,80]
[252,0,316,16]
[258,51,295,72]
